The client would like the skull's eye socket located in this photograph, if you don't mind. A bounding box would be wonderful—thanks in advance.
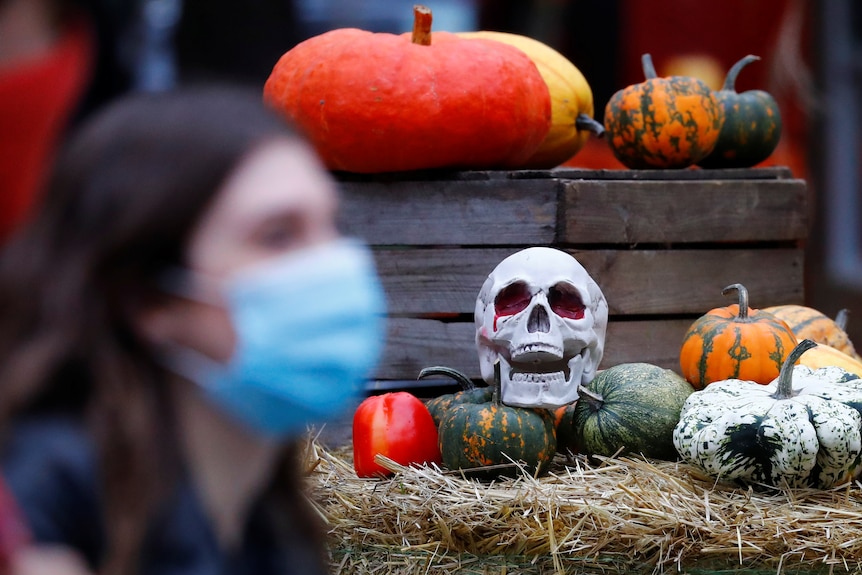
[550,283,585,319]
[495,281,531,316]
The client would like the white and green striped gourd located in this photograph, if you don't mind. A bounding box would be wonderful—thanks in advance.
[673,339,862,489]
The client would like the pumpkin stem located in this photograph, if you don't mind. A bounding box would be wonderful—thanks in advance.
[722,55,760,92]
[722,283,750,321]
[417,366,476,391]
[641,53,658,80]
[411,5,433,46]
[575,113,605,138]
[576,384,604,411]
[836,308,851,331]
[773,339,817,399]
[492,360,502,407]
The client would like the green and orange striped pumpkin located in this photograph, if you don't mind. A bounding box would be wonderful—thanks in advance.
[604,53,724,169]
[679,283,797,389]
[436,362,556,479]
[763,304,861,360]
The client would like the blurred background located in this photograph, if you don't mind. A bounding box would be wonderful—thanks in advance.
[3,0,860,342]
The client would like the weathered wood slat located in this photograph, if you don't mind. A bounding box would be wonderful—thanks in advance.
[336,165,794,183]
[339,179,558,246]
[340,177,806,246]
[374,247,804,315]
[537,166,795,181]
[373,317,695,381]
[561,179,809,244]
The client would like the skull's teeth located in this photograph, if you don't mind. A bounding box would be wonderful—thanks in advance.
[516,343,563,358]
[510,371,566,385]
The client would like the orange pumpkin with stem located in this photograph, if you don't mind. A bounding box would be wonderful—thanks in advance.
[263,5,551,173]
[604,53,724,169]
[679,283,797,389]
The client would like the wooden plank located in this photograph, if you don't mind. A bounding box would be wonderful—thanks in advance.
[338,178,558,246]
[545,166,795,181]
[372,317,695,381]
[336,165,794,182]
[340,177,807,246]
[373,247,805,315]
[579,248,805,315]
[561,179,808,244]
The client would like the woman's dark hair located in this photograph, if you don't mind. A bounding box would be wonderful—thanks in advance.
[0,87,323,574]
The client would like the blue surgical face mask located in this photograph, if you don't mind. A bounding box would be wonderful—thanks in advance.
[163,238,386,440]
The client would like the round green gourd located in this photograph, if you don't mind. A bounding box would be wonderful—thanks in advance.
[573,363,695,461]
[698,55,782,169]
[437,363,557,479]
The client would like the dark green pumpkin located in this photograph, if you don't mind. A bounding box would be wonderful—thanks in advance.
[698,55,782,169]
[437,363,556,479]
[573,363,695,461]
[418,366,492,428]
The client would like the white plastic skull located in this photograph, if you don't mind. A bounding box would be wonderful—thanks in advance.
[474,247,608,409]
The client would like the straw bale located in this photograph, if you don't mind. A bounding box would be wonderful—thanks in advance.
[301,436,862,574]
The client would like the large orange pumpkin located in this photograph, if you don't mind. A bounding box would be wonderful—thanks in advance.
[263,6,551,173]
[604,53,724,169]
[679,283,797,389]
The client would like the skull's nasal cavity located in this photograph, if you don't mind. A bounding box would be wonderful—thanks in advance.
[527,305,551,333]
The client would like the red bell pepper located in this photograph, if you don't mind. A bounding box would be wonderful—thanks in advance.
[352,391,441,478]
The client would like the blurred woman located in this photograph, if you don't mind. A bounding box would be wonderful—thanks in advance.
[0,86,385,574]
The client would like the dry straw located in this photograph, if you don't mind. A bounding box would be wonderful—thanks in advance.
[302,435,862,574]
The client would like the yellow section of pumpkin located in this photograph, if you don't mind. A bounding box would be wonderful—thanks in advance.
[764,304,861,360]
[794,343,862,378]
[458,31,596,168]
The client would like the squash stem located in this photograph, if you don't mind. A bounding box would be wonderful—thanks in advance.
[722,283,750,321]
[773,339,817,399]
[641,53,658,80]
[836,308,850,331]
[722,55,760,92]
[417,366,476,391]
[575,113,605,138]
[411,5,432,46]
[576,384,604,411]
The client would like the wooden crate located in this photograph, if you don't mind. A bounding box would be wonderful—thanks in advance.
[338,166,809,392]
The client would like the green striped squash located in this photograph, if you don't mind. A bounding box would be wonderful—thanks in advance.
[573,363,695,461]
[436,363,556,479]
[438,401,556,479]
[697,55,782,169]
